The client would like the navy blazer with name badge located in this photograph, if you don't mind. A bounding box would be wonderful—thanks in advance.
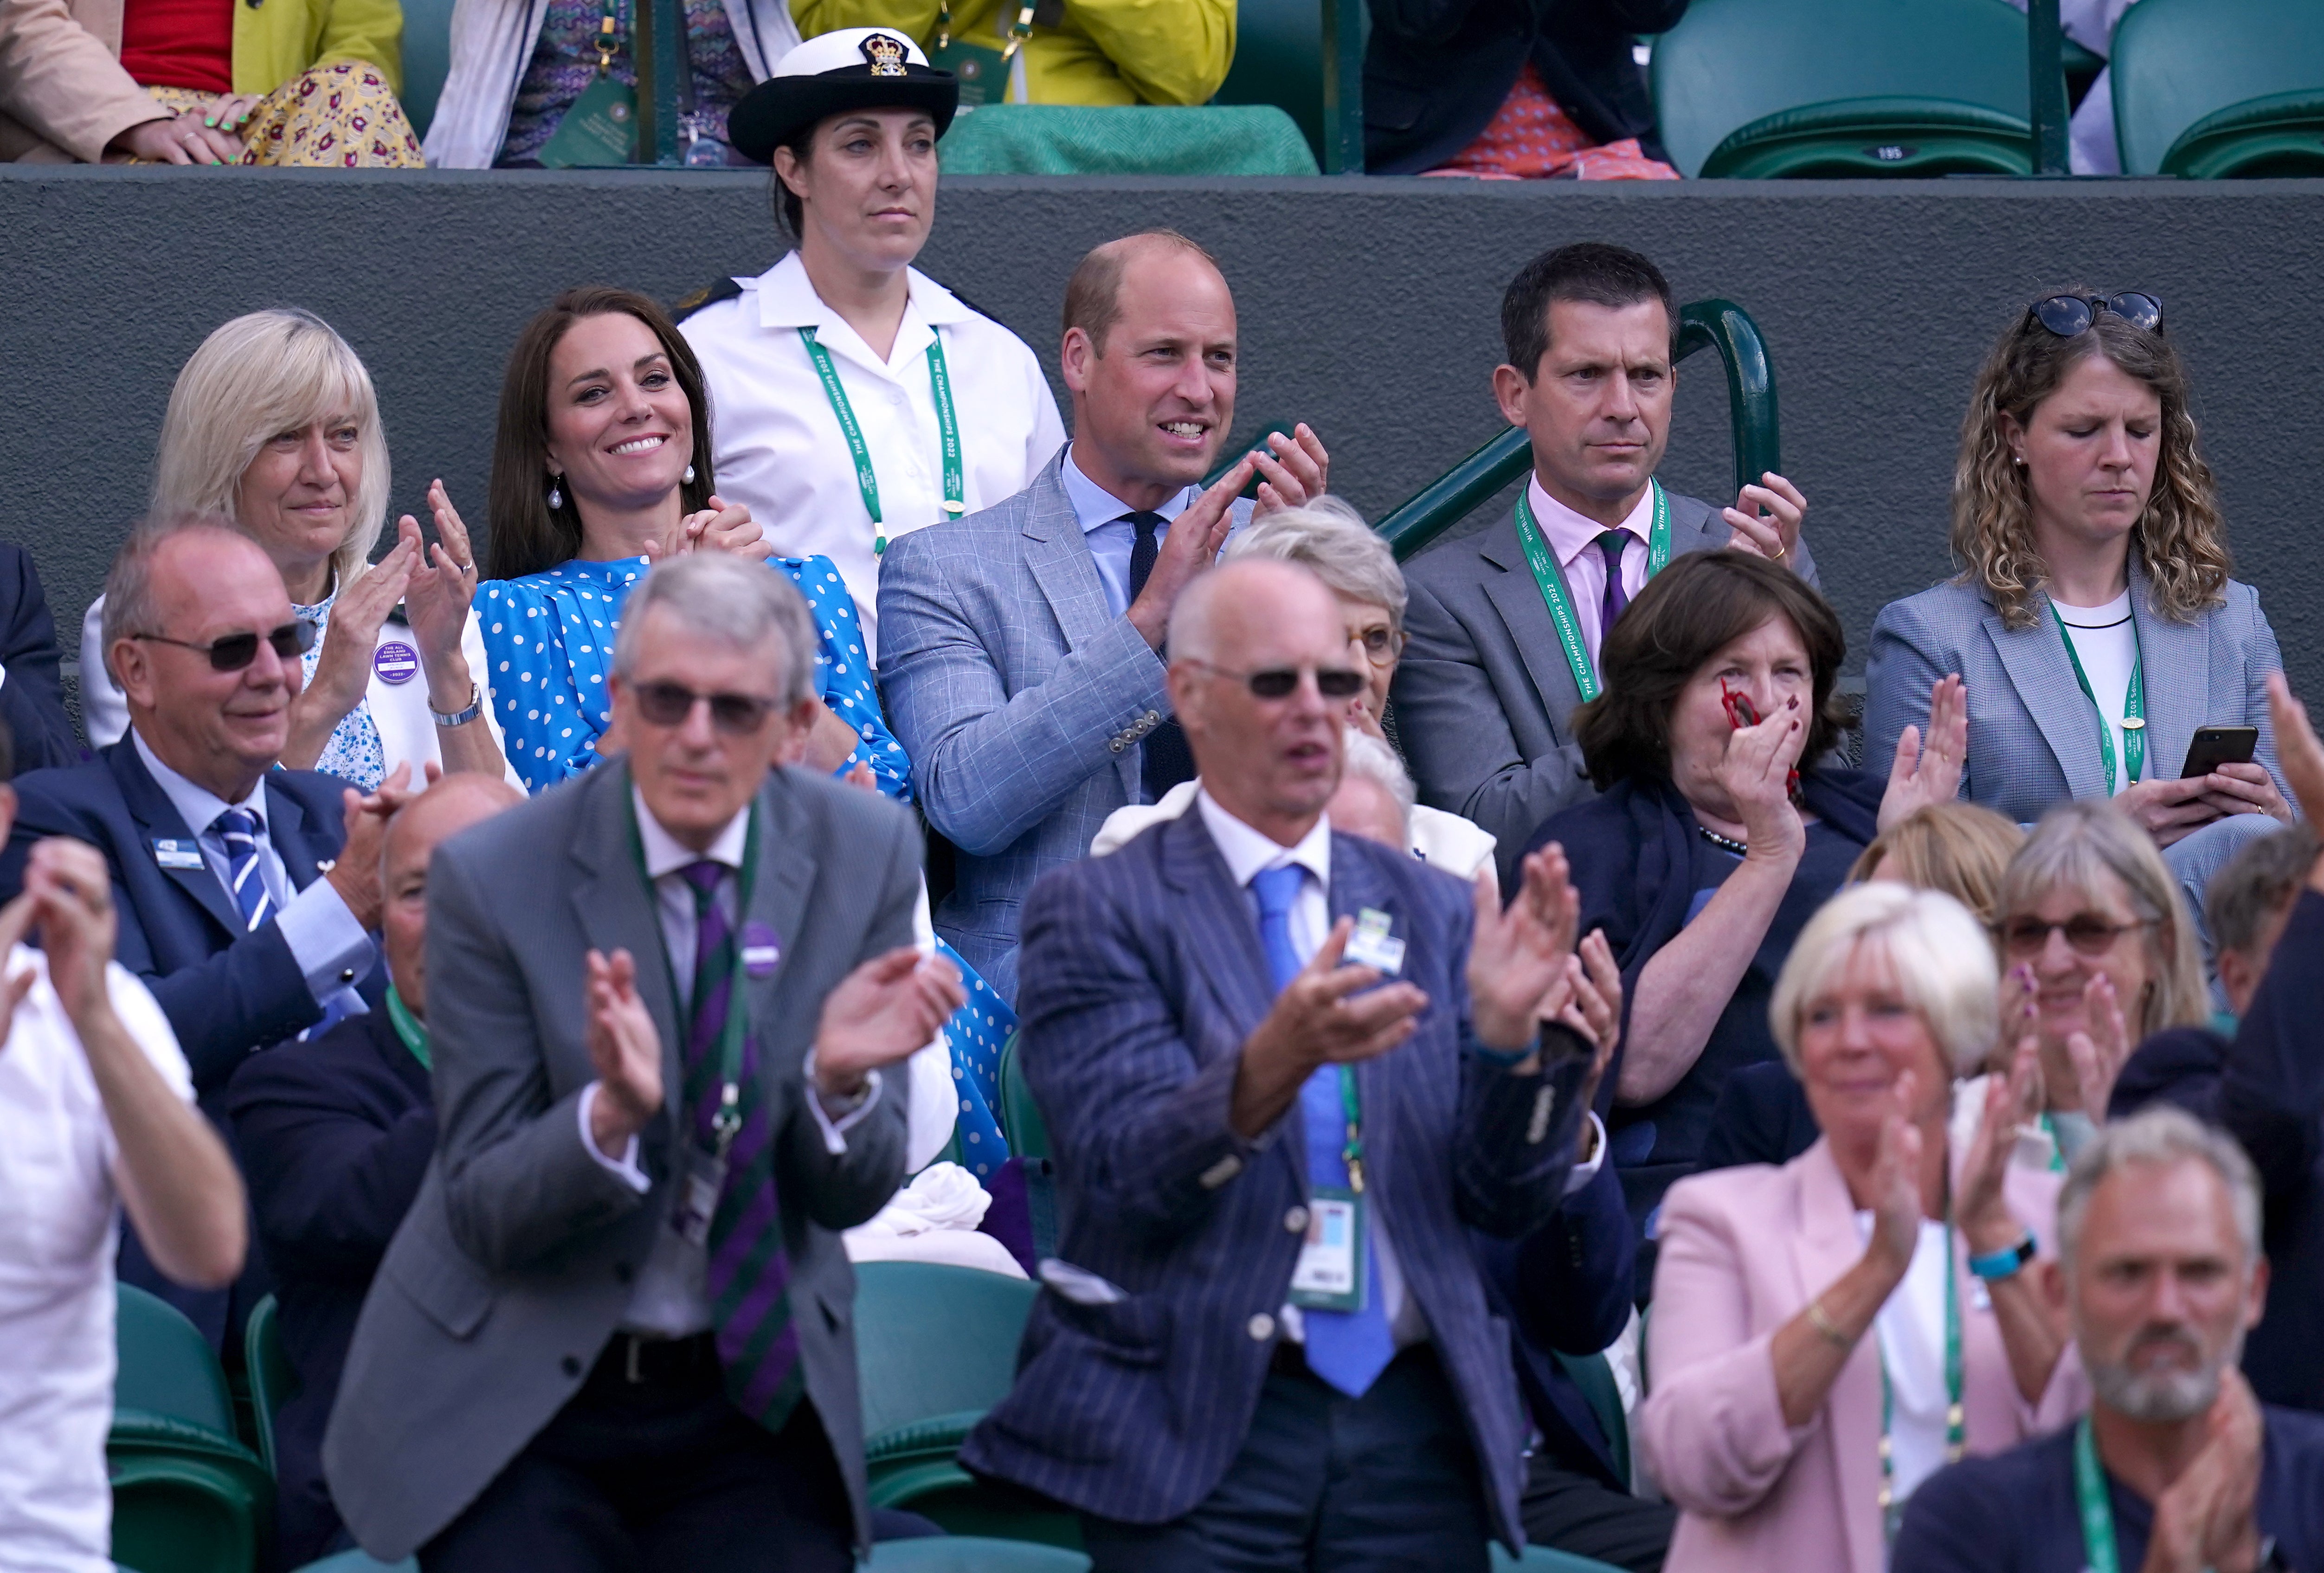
[0,738,357,1097]
[959,807,1594,1550]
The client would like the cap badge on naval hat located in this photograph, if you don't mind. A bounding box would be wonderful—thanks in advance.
[861,32,909,76]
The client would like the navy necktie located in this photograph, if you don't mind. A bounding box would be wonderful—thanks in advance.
[1123,510,1196,801]
[212,808,275,931]
[1594,529,1631,643]
[1250,864,1397,1397]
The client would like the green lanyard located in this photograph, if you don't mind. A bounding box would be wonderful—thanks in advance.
[797,327,966,557]
[2050,601,2147,795]
[385,983,429,1072]
[1336,1065,1365,1193]
[2073,1416,2123,1573]
[936,0,1035,54]
[1877,1219,1964,1542]
[1510,480,1672,704]
[623,779,761,1158]
[2040,1110,2066,1173]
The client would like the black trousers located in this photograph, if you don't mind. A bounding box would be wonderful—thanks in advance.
[1519,1452,1674,1573]
[1080,1345,1491,1573]
[420,1334,853,1573]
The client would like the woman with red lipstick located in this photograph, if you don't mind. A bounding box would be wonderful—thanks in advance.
[82,308,515,790]
[1867,291,2292,965]
[1515,551,1966,1294]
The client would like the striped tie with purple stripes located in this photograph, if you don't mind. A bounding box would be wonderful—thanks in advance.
[680,859,803,1432]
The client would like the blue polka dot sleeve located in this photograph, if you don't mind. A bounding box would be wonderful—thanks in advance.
[478,554,913,801]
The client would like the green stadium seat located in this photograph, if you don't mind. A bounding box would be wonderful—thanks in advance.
[1551,1348,1631,1489]
[1211,0,1366,168]
[289,1553,415,1573]
[2110,0,2324,176]
[996,1031,1049,1162]
[938,105,1319,175]
[1650,0,2043,178]
[1491,1548,1629,1573]
[853,1262,1076,1546]
[396,0,459,141]
[242,1294,297,1479]
[870,1541,1091,1571]
[111,1286,275,1573]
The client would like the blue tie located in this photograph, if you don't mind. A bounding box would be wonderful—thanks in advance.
[212,808,275,931]
[1249,864,1397,1398]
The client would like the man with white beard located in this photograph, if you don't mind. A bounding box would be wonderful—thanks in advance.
[1894,1106,2324,1573]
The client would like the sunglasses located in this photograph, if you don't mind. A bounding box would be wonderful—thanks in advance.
[1185,659,1367,701]
[134,618,317,672]
[632,680,779,734]
[2028,292,2163,337]
[1997,914,2152,957]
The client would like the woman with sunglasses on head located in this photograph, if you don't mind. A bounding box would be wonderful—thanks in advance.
[84,309,512,789]
[674,29,1064,662]
[476,284,1009,1178]
[1867,290,2293,955]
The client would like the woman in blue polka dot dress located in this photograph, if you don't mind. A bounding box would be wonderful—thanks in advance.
[474,285,1010,1175]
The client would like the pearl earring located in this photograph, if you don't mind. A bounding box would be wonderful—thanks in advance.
[683,464,696,485]
[548,477,564,509]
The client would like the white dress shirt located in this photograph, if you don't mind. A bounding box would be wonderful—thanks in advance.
[1525,474,1658,662]
[0,948,192,1573]
[583,790,884,1336]
[681,252,1068,661]
[1089,775,1500,880]
[1059,445,1208,619]
[1855,1212,1957,1509]
[130,731,374,1014]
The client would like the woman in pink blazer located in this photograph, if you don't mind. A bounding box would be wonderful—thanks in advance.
[1638,881,2090,1573]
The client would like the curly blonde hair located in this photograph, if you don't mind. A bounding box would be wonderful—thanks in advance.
[1951,295,2229,630]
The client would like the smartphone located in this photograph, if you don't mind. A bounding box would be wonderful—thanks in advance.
[2181,726,2259,778]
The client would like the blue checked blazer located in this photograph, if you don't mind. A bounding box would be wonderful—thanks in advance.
[958,808,1595,1548]
[876,451,1250,1002]
[1865,565,2287,821]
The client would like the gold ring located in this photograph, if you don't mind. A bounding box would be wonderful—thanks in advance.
[1772,543,1787,560]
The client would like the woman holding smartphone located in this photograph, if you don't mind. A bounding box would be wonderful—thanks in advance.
[1865,290,2292,945]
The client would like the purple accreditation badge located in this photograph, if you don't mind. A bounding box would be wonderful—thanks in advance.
[741,923,782,977]
[373,641,420,685]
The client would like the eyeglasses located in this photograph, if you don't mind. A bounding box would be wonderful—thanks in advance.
[1183,659,1367,701]
[1996,914,2153,957]
[632,680,780,734]
[2028,292,2163,338]
[1348,625,1405,667]
[133,619,317,672]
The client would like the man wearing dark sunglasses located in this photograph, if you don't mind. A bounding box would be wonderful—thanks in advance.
[0,517,402,1350]
[1395,242,1821,884]
[965,556,1604,1570]
[327,552,966,1572]
[881,229,1331,1002]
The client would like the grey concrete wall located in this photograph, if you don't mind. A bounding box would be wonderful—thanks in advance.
[8,167,2324,710]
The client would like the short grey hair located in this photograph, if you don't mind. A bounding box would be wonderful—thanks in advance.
[2001,800,2208,1038]
[2207,823,2319,961]
[98,514,253,685]
[1223,497,1407,633]
[1769,882,1999,1078]
[2057,1104,2262,1270]
[1340,727,1415,833]
[611,554,817,706]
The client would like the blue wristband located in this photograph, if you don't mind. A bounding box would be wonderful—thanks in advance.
[1968,1233,2037,1281]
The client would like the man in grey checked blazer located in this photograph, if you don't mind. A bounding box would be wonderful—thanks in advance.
[1392,244,1816,882]
[879,230,1330,1002]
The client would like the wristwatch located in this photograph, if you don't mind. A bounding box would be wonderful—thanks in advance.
[430,683,485,728]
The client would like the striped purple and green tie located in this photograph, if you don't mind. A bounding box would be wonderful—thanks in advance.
[680,860,804,1432]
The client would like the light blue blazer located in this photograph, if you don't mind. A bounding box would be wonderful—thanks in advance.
[1864,563,2288,821]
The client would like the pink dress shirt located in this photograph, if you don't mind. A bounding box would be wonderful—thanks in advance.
[1524,475,1655,661]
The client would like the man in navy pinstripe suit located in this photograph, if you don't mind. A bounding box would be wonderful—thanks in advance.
[961,558,1598,1571]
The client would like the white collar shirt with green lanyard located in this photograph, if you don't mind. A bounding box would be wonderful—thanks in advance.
[798,322,966,560]
[1508,479,1674,704]
[2050,593,2147,796]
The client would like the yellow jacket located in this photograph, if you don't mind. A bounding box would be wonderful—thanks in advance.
[0,0,399,161]
[792,0,1231,108]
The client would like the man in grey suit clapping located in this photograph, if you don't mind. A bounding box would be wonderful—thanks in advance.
[1394,242,1819,881]
[322,553,965,1571]
[879,227,1331,1002]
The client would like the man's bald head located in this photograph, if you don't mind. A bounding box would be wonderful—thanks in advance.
[1168,557,1339,668]
[1062,229,1224,357]
[381,774,526,1019]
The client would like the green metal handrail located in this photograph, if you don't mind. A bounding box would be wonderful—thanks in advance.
[1373,297,1783,562]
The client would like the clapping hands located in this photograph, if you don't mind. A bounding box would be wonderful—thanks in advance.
[1467,844,1584,1056]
